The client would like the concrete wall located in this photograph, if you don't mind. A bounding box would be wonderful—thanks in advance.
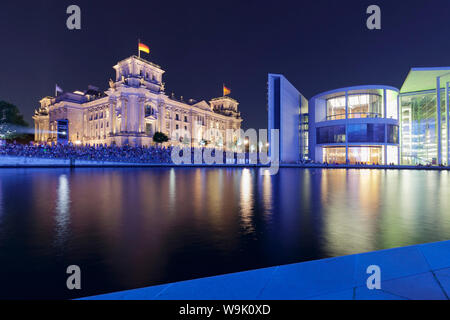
[268,74,306,163]
[0,156,70,167]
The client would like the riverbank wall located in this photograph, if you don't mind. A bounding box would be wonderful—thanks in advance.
[81,239,450,300]
[1,155,450,170]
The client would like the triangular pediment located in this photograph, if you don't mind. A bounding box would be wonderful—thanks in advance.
[192,100,211,111]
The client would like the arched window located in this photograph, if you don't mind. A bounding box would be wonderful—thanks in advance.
[145,105,152,117]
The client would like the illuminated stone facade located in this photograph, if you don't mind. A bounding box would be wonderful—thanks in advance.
[33,55,242,148]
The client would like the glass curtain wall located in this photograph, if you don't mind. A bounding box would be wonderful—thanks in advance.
[348,94,382,119]
[440,89,447,165]
[348,146,383,164]
[323,146,384,164]
[400,92,437,165]
[317,125,346,144]
[323,147,346,163]
[300,114,309,160]
[326,96,346,120]
[347,124,385,143]
[299,95,309,160]
[325,89,394,120]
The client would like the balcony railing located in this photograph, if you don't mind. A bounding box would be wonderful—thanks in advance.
[326,112,383,121]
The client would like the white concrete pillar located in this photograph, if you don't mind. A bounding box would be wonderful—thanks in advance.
[447,82,450,165]
[384,89,387,165]
[437,77,442,165]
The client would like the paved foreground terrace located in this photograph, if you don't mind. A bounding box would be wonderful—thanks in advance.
[83,240,450,300]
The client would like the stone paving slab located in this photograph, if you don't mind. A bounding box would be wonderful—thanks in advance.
[82,240,450,300]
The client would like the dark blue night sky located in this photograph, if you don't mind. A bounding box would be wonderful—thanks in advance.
[1,0,450,129]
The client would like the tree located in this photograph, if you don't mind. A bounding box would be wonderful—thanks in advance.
[0,100,29,141]
[0,101,28,126]
[152,131,169,144]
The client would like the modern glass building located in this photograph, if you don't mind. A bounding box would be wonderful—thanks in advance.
[400,68,450,165]
[267,74,308,163]
[309,86,399,165]
[268,67,450,165]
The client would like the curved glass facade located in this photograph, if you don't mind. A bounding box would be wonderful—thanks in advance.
[326,96,346,120]
[311,86,400,165]
[347,94,382,119]
[323,146,386,165]
[268,69,450,166]
[316,125,345,144]
[320,88,399,122]
[316,124,398,145]
[323,146,399,165]
[347,123,385,143]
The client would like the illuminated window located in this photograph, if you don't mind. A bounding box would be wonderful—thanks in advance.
[348,94,382,119]
[326,96,346,120]
[323,147,346,164]
[348,146,382,164]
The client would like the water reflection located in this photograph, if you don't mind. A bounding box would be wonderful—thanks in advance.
[168,168,176,214]
[54,174,70,250]
[1,168,450,299]
[239,169,254,234]
[0,179,3,222]
[261,172,273,220]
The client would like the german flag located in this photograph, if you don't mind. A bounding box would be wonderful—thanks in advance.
[138,42,150,54]
[223,84,231,96]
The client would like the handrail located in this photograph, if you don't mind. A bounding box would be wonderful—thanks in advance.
[326,112,382,120]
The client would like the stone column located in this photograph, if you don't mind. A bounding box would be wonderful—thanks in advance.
[169,109,175,140]
[35,121,39,142]
[88,111,92,138]
[127,95,138,133]
[138,97,146,133]
[190,111,195,147]
[159,102,165,134]
[121,97,128,132]
[109,102,114,135]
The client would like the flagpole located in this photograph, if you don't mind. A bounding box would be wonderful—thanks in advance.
[138,39,140,58]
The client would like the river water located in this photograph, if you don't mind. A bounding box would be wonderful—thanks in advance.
[1,167,449,299]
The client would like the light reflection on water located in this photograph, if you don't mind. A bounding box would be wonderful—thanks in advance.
[0,167,450,299]
[54,174,70,251]
[240,169,254,235]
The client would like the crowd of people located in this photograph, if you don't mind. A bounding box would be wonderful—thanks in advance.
[0,142,252,164]
[0,142,175,163]
[0,142,440,167]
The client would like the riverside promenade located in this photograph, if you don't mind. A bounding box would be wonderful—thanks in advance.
[82,240,450,300]
[2,155,450,171]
